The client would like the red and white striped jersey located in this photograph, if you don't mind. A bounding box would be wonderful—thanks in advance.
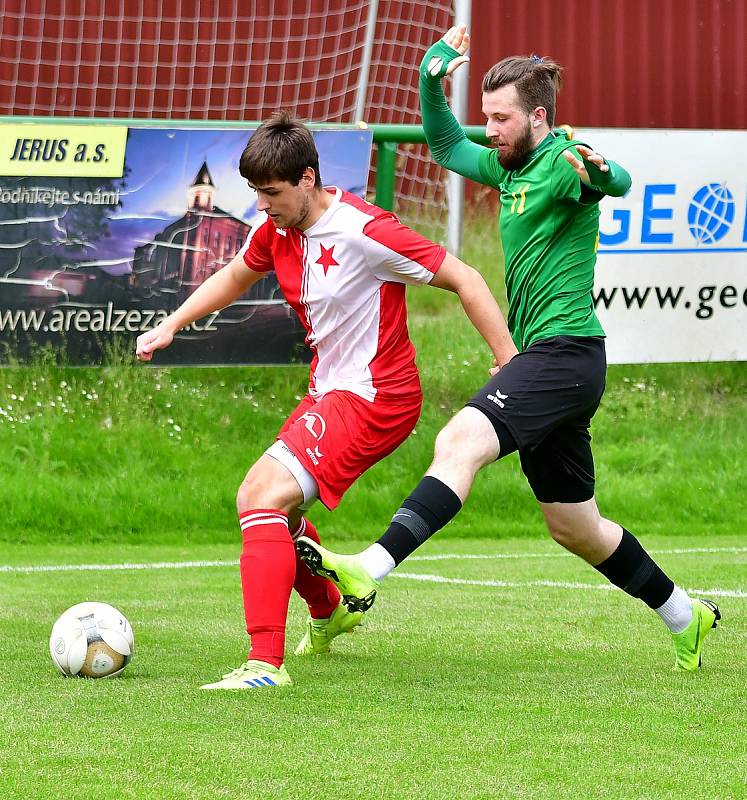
[241,188,445,402]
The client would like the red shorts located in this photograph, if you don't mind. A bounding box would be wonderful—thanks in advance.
[276,390,422,509]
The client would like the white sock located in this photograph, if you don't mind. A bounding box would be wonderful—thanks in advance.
[655,585,693,633]
[359,543,396,582]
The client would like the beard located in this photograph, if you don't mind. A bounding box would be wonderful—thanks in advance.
[289,194,312,229]
[496,120,535,170]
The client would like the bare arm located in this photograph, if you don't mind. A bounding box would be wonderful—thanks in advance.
[135,252,266,361]
[429,253,517,369]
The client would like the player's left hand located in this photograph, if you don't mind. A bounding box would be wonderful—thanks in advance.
[489,348,518,375]
[562,144,609,185]
[423,24,470,79]
[440,24,471,75]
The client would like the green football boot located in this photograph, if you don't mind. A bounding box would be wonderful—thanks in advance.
[200,659,293,690]
[672,599,721,671]
[295,536,380,612]
[294,603,364,656]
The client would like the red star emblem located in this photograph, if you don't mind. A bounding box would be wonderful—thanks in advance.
[316,244,340,276]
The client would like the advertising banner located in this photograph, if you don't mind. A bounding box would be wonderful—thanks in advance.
[586,128,747,363]
[0,121,372,365]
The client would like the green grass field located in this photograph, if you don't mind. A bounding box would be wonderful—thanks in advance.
[2,535,745,800]
[0,330,745,545]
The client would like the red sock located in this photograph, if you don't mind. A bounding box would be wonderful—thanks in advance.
[239,509,296,668]
[291,518,341,619]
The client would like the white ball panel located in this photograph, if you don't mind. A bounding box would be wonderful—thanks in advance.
[49,632,68,675]
[66,627,88,675]
[97,611,134,656]
[98,628,133,656]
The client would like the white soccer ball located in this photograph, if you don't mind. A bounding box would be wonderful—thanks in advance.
[49,601,134,678]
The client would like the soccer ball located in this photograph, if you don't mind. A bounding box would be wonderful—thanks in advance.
[49,601,134,678]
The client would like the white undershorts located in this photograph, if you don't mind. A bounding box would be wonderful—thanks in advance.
[265,439,319,509]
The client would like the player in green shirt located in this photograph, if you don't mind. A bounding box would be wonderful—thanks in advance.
[421,39,622,352]
[297,25,719,670]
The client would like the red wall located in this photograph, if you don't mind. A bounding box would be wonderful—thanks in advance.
[468,0,747,130]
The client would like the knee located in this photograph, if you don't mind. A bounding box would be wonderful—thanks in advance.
[236,469,262,513]
[432,411,498,471]
[433,420,462,463]
[544,513,604,550]
[236,461,298,515]
[545,517,579,548]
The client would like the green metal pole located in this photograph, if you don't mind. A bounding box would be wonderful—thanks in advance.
[370,123,488,145]
[370,125,488,215]
[374,140,398,211]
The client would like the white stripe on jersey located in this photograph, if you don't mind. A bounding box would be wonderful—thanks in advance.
[297,189,438,402]
[299,233,316,391]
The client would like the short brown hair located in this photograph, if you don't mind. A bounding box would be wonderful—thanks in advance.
[482,55,563,126]
[239,111,322,187]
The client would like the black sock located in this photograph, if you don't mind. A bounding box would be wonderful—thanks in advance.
[594,528,674,609]
[376,476,462,565]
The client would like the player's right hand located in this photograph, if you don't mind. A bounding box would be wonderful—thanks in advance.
[562,144,610,187]
[135,322,175,361]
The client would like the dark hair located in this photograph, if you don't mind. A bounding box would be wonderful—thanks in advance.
[482,55,563,126]
[239,111,322,187]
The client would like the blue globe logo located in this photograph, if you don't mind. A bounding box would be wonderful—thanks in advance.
[688,183,735,244]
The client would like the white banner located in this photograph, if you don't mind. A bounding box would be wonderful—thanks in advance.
[579,128,746,363]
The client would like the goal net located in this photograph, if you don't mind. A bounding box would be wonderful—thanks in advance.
[0,0,458,240]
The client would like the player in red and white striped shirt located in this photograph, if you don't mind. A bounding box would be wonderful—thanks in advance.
[136,113,516,689]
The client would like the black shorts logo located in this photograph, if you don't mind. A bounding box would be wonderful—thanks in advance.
[486,389,509,408]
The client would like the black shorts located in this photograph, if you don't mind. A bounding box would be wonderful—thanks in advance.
[466,336,606,504]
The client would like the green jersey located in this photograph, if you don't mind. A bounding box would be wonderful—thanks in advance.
[419,40,632,350]
[479,132,607,349]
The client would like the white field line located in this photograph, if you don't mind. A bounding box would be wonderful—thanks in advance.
[391,573,747,599]
[0,559,237,573]
[408,546,747,561]
[1,546,745,599]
